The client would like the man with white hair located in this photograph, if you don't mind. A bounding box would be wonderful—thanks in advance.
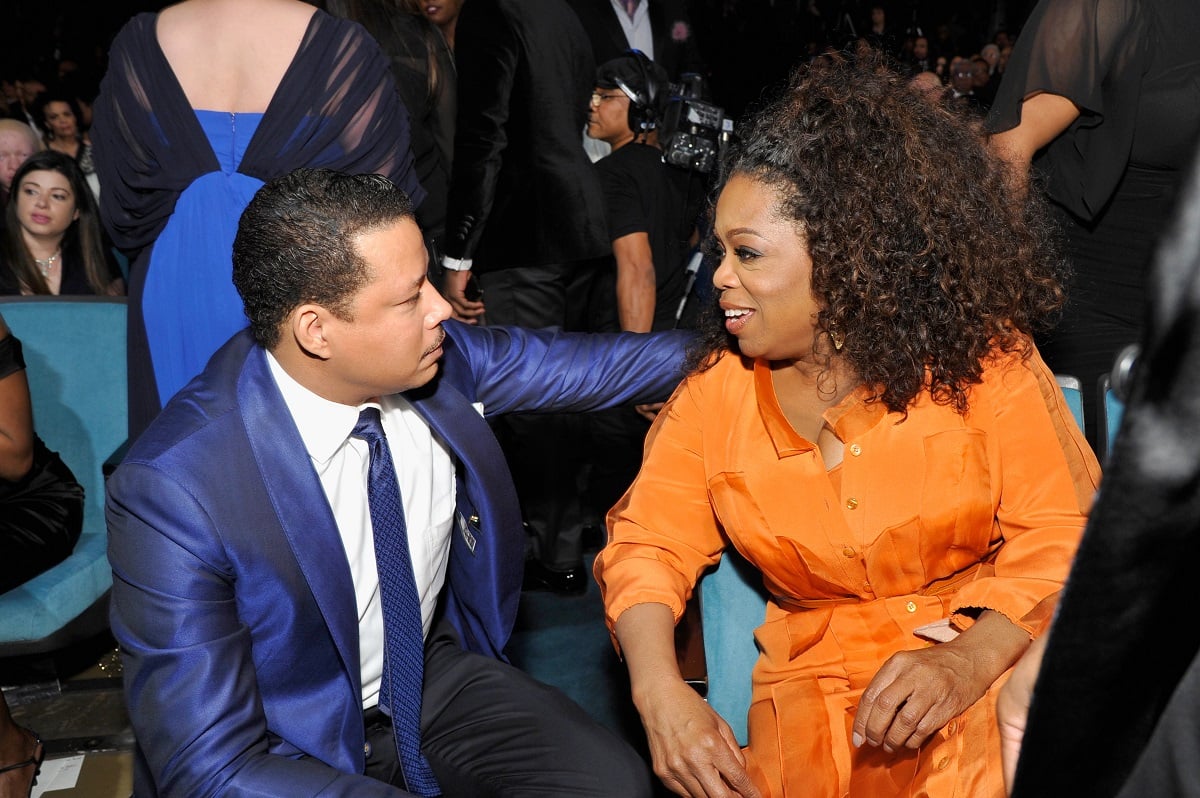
[0,119,39,206]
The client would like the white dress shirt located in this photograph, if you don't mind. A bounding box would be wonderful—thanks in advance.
[609,0,654,60]
[267,354,456,709]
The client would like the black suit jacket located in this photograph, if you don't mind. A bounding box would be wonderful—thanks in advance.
[443,0,607,272]
[567,0,705,81]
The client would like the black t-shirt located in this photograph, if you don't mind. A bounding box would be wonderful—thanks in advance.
[595,142,695,331]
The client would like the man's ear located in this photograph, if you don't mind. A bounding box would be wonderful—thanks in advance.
[290,304,333,359]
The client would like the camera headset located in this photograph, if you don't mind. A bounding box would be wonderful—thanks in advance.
[611,50,661,138]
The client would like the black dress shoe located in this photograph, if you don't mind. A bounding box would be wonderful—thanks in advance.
[522,558,587,595]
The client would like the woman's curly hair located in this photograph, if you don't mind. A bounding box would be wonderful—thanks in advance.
[688,53,1067,415]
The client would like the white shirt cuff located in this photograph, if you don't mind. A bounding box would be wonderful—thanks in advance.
[441,256,473,272]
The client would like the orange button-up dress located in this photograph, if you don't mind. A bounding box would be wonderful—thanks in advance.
[596,347,1100,798]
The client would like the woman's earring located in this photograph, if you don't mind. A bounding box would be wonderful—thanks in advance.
[829,328,845,351]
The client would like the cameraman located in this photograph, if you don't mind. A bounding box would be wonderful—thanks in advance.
[588,52,696,335]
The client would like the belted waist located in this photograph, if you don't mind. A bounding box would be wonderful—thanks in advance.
[774,595,860,610]
[773,561,987,611]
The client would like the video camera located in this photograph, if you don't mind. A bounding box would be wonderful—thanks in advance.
[659,73,733,174]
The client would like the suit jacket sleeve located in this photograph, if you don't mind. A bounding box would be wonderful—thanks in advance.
[107,464,404,798]
[442,0,518,261]
[442,321,690,414]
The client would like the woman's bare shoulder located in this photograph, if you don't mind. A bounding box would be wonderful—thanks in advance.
[155,0,319,112]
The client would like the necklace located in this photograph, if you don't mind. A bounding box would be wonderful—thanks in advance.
[34,251,61,278]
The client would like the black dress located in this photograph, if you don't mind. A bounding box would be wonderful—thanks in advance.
[0,333,83,594]
[985,0,1200,443]
[323,1,456,242]
[0,238,122,296]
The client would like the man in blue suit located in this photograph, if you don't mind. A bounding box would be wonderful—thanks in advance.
[106,168,683,796]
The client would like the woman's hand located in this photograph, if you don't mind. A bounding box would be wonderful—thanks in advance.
[636,676,761,798]
[615,602,763,798]
[635,401,665,422]
[853,610,1031,753]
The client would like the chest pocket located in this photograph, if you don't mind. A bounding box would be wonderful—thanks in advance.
[878,427,994,577]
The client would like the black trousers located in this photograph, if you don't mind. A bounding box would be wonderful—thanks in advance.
[364,623,651,797]
[0,441,84,594]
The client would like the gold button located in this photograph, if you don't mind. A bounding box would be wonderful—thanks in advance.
[842,546,855,558]
[946,721,957,735]
[905,601,917,613]
[936,756,950,771]
[849,443,862,456]
[845,497,859,510]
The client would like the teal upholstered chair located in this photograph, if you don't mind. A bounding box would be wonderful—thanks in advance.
[0,297,127,656]
[696,373,1088,746]
[698,549,768,746]
[1056,374,1085,433]
[1098,374,1126,463]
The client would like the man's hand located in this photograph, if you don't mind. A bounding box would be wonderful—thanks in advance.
[998,632,1048,794]
[636,677,762,798]
[635,402,665,422]
[443,269,485,324]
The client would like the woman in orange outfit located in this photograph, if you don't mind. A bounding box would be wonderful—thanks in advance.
[595,55,1101,798]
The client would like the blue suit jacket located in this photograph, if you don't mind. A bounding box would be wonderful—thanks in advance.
[106,321,687,797]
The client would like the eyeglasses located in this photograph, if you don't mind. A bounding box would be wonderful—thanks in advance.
[590,92,625,107]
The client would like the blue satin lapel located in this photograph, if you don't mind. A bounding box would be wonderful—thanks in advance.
[236,347,361,679]
[407,373,526,657]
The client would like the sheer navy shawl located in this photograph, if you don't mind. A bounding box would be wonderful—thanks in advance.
[92,10,425,260]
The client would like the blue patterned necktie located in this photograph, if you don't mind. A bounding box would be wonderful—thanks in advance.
[352,407,441,796]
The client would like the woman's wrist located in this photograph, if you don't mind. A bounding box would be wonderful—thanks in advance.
[946,609,1032,687]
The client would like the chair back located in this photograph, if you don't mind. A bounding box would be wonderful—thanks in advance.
[1099,374,1126,462]
[0,296,127,652]
[1055,374,1085,433]
[700,549,768,746]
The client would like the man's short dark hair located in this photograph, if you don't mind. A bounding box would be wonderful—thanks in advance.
[233,168,415,349]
